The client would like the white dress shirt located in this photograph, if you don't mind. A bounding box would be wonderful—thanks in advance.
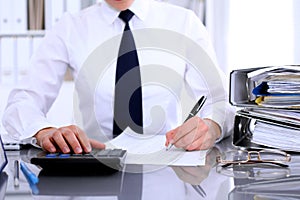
[2,0,234,142]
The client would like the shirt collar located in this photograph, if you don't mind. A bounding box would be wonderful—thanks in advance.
[130,0,149,21]
[100,0,149,24]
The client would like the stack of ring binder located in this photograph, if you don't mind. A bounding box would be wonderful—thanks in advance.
[229,65,300,152]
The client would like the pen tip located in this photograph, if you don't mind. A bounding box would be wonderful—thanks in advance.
[14,178,19,187]
[166,143,173,151]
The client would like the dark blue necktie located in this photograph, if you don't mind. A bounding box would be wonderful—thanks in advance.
[113,10,143,137]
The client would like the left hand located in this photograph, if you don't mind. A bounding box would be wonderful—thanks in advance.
[165,117,221,151]
[35,125,105,153]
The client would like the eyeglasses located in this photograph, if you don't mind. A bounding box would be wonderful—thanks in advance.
[216,148,291,168]
[216,165,291,180]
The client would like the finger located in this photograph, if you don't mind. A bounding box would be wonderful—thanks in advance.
[40,136,56,153]
[172,117,201,143]
[68,125,91,153]
[59,127,83,154]
[52,130,71,153]
[187,121,212,150]
[173,128,199,149]
[180,119,210,150]
[185,133,213,151]
[165,128,177,146]
[90,139,106,149]
[35,127,57,151]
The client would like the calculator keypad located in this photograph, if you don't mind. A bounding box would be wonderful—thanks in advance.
[31,148,127,175]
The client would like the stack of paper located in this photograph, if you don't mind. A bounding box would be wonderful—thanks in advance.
[253,121,300,152]
[249,65,300,108]
[236,107,300,152]
[232,65,300,152]
[243,108,300,127]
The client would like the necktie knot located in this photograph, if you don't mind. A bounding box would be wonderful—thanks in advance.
[119,9,134,24]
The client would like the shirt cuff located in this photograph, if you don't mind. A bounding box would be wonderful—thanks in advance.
[204,108,235,144]
[22,120,57,141]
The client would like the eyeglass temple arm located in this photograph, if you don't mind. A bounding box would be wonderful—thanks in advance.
[221,160,289,168]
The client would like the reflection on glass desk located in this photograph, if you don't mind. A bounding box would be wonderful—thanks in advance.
[228,155,300,200]
[230,176,300,199]
[37,169,132,198]
[3,140,233,200]
[5,136,300,199]
[0,172,8,200]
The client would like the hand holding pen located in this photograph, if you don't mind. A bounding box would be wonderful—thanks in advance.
[165,96,221,151]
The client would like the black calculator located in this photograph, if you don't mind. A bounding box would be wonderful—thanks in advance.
[30,149,127,175]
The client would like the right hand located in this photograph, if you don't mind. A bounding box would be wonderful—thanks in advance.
[34,125,105,154]
[165,117,221,151]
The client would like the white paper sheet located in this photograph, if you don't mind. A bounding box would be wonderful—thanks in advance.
[105,128,207,166]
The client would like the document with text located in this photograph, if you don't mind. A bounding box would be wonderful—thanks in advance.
[105,128,207,166]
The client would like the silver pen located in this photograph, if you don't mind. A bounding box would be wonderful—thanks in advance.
[14,160,19,187]
[166,96,207,151]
